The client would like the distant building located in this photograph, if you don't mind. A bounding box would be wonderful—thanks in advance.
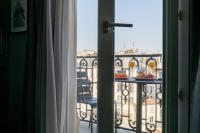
[115,48,140,55]
[78,50,97,56]
[78,48,162,56]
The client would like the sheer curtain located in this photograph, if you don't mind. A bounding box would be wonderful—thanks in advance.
[45,0,78,133]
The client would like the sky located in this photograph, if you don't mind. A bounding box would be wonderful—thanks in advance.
[77,0,163,53]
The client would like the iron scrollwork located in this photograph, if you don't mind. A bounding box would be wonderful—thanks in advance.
[77,54,163,133]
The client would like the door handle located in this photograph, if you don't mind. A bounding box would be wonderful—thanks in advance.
[103,21,133,33]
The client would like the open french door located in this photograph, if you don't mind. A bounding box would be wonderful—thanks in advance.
[97,1,164,133]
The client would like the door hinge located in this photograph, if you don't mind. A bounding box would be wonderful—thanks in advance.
[178,10,183,21]
[178,89,183,101]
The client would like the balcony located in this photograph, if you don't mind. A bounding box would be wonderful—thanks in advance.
[77,54,163,133]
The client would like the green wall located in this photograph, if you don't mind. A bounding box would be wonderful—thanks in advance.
[0,0,32,132]
[9,33,28,132]
[0,0,29,132]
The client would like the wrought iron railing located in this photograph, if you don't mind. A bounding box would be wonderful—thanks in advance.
[76,54,163,133]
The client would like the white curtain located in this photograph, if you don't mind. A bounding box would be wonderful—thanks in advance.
[45,0,78,133]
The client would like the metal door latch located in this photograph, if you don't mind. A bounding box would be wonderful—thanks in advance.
[103,21,133,33]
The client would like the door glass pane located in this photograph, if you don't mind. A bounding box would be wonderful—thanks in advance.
[114,0,163,133]
[77,0,98,133]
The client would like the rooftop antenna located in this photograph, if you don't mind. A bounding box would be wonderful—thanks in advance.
[123,42,126,50]
[132,41,135,50]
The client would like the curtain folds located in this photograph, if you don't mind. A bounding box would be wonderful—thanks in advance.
[27,0,46,133]
[45,0,78,133]
[27,0,77,133]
